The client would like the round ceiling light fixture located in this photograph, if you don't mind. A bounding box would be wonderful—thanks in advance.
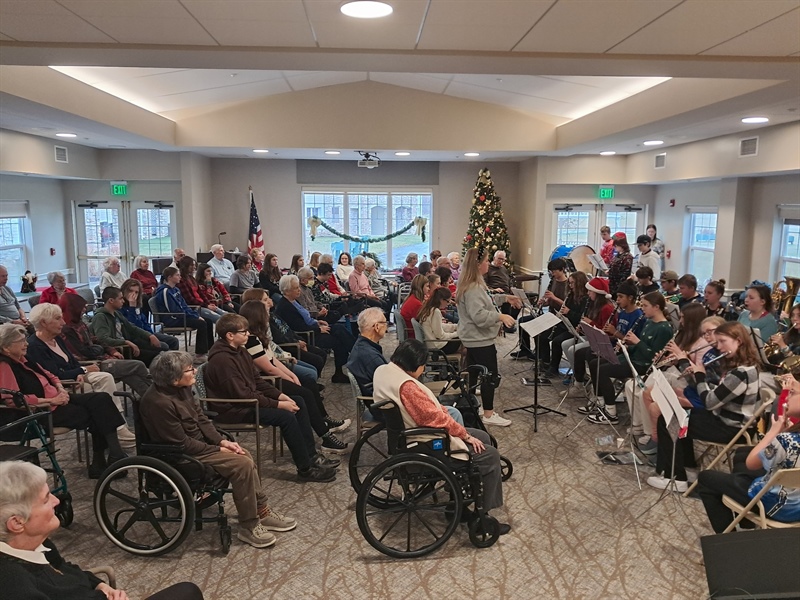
[56,132,77,138]
[741,116,769,124]
[464,152,480,157]
[643,140,664,146]
[599,151,616,156]
[394,152,410,156]
[340,1,393,19]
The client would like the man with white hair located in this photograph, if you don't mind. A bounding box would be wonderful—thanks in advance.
[0,265,31,331]
[208,244,235,285]
[484,250,520,329]
[168,248,186,270]
[447,252,461,280]
[346,307,389,395]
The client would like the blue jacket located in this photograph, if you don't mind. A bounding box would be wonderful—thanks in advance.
[154,283,199,326]
[120,305,154,333]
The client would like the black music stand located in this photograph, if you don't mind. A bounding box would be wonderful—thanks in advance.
[506,311,566,432]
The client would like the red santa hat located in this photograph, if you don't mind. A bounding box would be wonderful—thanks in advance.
[586,277,612,298]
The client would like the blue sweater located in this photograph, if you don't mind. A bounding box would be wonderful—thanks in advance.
[154,283,199,326]
[120,305,154,333]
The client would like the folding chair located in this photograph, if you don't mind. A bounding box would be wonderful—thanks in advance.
[148,297,194,351]
[344,367,373,439]
[722,467,800,532]
[410,318,461,371]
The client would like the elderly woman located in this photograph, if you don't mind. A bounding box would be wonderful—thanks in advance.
[0,323,126,478]
[250,247,265,273]
[129,255,158,296]
[401,252,419,282]
[98,256,127,293]
[208,244,235,285]
[140,351,297,548]
[0,461,205,599]
[38,272,77,306]
[119,278,180,350]
[25,303,140,444]
[447,252,461,280]
[275,274,355,384]
[373,339,509,533]
[229,255,259,295]
[296,267,329,320]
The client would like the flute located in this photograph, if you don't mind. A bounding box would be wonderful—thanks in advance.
[703,351,729,366]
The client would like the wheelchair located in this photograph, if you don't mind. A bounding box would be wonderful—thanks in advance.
[0,389,73,527]
[348,362,512,495]
[355,399,509,559]
[93,396,235,556]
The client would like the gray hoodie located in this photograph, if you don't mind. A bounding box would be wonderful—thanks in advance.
[456,285,501,348]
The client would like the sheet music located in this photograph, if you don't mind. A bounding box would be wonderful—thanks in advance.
[650,369,689,435]
[589,254,608,271]
[520,311,561,338]
[556,311,579,338]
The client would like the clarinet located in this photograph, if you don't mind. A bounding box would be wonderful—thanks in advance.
[550,289,572,340]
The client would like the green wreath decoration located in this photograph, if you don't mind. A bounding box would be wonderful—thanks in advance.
[307,216,427,243]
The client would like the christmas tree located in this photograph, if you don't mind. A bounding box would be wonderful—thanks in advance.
[462,168,512,265]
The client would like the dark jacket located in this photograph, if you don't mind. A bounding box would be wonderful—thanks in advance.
[203,340,282,422]
[345,336,387,395]
[275,296,319,333]
[90,307,151,347]
[153,283,199,324]
[119,305,154,334]
[25,334,85,380]
[140,382,222,457]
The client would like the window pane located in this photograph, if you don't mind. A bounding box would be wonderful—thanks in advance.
[690,213,717,249]
[604,211,638,241]
[689,248,715,284]
[136,208,173,257]
[349,194,388,266]
[782,223,800,259]
[783,260,800,279]
[0,247,25,283]
[556,211,589,246]
[389,194,432,269]
[83,208,121,256]
[0,218,23,246]
[303,193,345,261]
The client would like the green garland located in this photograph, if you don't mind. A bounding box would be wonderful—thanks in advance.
[309,217,426,243]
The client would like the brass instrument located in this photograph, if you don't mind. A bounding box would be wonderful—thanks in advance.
[763,321,790,365]
[772,276,800,317]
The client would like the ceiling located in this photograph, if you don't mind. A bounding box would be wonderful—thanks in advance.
[1,0,799,162]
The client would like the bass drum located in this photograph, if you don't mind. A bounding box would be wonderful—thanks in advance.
[547,245,596,274]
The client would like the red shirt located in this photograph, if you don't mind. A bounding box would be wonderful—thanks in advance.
[177,277,205,307]
[130,268,158,295]
[402,266,419,282]
[400,295,424,338]
[39,286,77,305]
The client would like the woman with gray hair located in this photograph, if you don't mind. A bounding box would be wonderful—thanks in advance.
[98,256,127,293]
[0,323,127,478]
[0,461,205,599]
[38,271,77,305]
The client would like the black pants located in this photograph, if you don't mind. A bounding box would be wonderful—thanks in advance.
[549,328,573,371]
[315,323,355,368]
[146,583,204,600]
[656,410,740,481]
[437,340,462,355]
[573,345,597,382]
[280,378,329,437]
[186,316,213,354]
[465,344,498,411]
[696,447,762,533]
[500,302,521,320]
[52,392,125,451]
[300,347,326,376]
[588,358,644,407]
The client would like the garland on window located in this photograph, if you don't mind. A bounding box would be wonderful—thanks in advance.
[307,216,427,243]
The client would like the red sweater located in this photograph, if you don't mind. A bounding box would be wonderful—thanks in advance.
[400,295,424,338]
[130,269,158,295]
[177,277,205,307]
[38,286,76,305]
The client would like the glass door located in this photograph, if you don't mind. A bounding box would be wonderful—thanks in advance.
[76,201,175,286]
[601,205,645,242]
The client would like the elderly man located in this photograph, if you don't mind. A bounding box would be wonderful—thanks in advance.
[484,250,520,326]
[346,307,389,395]
[447,252,461,280]
[0,265,32,332]
[208,244,235,285]
[275,274,355,383]
[348,256,391,317]
[140,351,298,548]
[91,287,163,366]
[168,248,186,270]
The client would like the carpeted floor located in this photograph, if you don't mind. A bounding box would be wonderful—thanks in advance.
[47,332,715,600]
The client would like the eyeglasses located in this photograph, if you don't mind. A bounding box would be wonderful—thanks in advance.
[183,366,197,374]
[235,329,250,334]
[376,320,388,326]
[702,328,717,337]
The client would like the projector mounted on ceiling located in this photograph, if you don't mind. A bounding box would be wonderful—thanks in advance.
[357,151,381,169]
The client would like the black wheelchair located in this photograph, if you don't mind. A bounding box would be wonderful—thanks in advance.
[93,396,235,556]
[0,389,73,527]
[355,399,510,559]
[348,362,512,495]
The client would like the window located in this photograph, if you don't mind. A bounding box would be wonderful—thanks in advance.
[687,210,717,284]
[604,210,639,241]
[136,208,173,257]
[780,219,800,278]
[302,191,432,269]
[555,210,590,247]
[0,207,28,282]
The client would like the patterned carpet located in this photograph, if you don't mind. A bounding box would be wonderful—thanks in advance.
[47,332,714,600]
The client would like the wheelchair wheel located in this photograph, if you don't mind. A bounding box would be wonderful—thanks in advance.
[55,492,73,528]
[348,423,389,495]
[468,514,500,549]
[500,455,513,482]
[219,518,232,555]
[94,456,195,556]
[356,454,462,559]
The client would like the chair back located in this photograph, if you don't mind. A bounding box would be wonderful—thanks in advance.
[77,288,96,308]
[393,307,407,343]
[410,318,425,341]
[194,362,209,399]
[344,366,363,400]
[27,294,41,309]
[94,285,102,302]
[147,297,163,324]
[397,282,411,306]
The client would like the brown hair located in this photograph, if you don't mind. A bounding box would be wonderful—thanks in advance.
[239,300,271,346]
[262,254,281,283]
[600,226,611,234]
[676,303,706,351]
[417,287,452,325]
[641,291,667,317]
[705,279,726,296]
[409,274,428,302]
[241,288,268,304]
[120,278,143,308]
[216,313,249,339]
[715,321,761,370]
[748,285,774,313]
[309,252,321,269]
[290,254,304,273]
[570,271,589,302]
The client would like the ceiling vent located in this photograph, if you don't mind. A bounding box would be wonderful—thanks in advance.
[739,137,759,157]
[54,145,68,164]
[654,153,666,169]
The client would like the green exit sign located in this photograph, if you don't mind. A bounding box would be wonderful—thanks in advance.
[111,181,128,196]
[598,186,615,200]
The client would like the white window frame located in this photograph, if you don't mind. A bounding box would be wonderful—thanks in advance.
[0,202,31,282]
[301,187,433,269]
[686,207,718,283]
[779,217,800,279]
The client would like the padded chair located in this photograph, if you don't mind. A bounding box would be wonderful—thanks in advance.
[194,363,282,477]
[393,307,409,343]
[344,366,374,439]
[684,389,775,497]
[27,294,41,309]
[148,296,194,351]
[722,467,800,532]
[76,288,97,314]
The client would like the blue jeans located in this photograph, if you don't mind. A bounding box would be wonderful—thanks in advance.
[155,332,180,351]
[292,361,319,386]
[200,306,226,323]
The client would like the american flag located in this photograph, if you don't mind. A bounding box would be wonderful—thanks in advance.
[247,188,263,252]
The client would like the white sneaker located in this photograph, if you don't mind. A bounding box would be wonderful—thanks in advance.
[482,412,511,427]
[686,468,699,484]
[477,406,484,417]
[237,524,277,548]
[116,425,136,444]
[646,475,687,493]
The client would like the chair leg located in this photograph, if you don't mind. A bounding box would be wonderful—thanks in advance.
[83,429,91,477]
[75,430,83,463]
[272,427,278,464]
[255,427,261,479]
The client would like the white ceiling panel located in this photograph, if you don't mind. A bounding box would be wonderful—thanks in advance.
[609,0,800,55]
[701,8,800,56]
[0,0,116,43]
[443,81,574,119]
[514,0,681,53]
[284,71,367,91]
[151,78,294,112]
[180,0,315,47]
[417,0,553,51]
[304,0,428,49]
[369,73,452,95]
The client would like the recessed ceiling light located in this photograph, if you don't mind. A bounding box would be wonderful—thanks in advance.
[252,149,269,153]
[464,152,480,157]
[340,1,393,18]
[741,116,769,124]
[643,140,664,146]
[394,152,410,156]
[56,133,77,138]
[324,150,341,155]
[599,151,616,156]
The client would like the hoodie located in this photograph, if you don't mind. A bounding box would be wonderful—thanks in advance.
[153,283,199,326]
[90,306,152,348]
